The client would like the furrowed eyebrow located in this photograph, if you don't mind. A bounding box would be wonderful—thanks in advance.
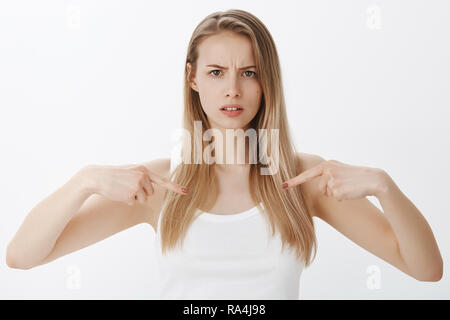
[205,64,256,70]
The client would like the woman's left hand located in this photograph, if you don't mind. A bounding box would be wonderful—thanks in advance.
[281,160,388,201]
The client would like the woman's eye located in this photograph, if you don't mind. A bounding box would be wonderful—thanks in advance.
[209,70,222,77]
[244,71,257,78]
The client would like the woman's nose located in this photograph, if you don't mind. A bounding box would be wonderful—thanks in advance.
[225,74,241,97]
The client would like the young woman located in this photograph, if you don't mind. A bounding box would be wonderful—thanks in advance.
[6,9,443,299]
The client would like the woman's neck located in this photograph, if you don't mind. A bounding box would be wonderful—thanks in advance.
[208,125,255,167]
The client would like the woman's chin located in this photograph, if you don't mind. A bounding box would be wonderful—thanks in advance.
[210,119,250,131]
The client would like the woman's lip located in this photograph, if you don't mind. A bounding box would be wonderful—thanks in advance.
[220,109,244,117]
[221,104,243,110]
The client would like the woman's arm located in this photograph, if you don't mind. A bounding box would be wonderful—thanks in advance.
[6,158,175,270]
[285,153,443,281]
[375,172,443,281]
[6,166,97,269]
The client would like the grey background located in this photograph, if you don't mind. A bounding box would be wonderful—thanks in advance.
[0,0,448,299]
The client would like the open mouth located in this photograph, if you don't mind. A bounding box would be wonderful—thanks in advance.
[220,106,244,117]
[220,106,243,111]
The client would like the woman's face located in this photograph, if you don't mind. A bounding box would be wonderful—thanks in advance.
[187,31,263,131]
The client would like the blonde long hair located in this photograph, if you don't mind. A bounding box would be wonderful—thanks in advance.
[159,9,317,267]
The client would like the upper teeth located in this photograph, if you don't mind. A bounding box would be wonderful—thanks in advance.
[224,107,240,110]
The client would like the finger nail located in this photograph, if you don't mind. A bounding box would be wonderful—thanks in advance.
[282,182,288,189]
[181,187,189,194]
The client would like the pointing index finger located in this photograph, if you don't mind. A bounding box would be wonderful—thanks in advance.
[145,168,188,195]
[282,162,325,189]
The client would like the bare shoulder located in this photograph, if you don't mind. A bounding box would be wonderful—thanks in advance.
[138,157,171,230]
[295,152,327,217]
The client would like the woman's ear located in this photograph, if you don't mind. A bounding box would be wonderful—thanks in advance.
[186,62,199,92]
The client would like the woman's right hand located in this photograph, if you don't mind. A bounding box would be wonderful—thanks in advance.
[82,164,188,206]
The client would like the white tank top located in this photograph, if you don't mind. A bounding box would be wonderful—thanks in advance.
[153,159,305,299]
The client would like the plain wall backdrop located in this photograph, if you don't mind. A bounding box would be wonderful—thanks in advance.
[0,0,449,299]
